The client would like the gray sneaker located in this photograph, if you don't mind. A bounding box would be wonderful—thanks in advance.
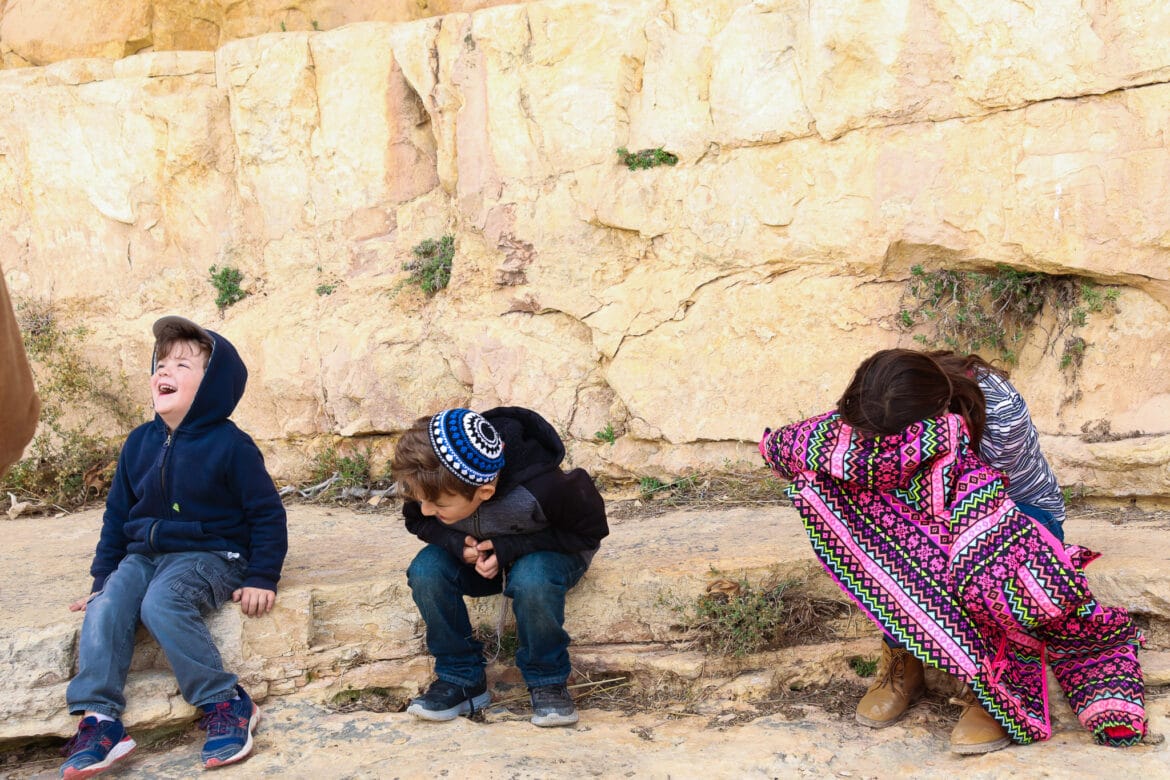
[529,683,578,727]
[407,679,491,721]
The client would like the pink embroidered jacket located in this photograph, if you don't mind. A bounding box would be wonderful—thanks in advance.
[760,411,1145,745]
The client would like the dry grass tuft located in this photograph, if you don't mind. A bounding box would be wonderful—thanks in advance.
[672,575,850,657]
[329,687,409,713]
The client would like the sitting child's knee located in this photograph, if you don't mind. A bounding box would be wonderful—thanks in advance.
[505,566,564,600]
[407,545,457,584]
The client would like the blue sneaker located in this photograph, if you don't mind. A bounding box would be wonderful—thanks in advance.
[199,686,259,769]
[59,716,136,779]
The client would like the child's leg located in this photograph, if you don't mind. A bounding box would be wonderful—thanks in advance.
[139,551,245,708]
[66,554,155,718]
[406,544,502,686]
[1015,503,1063,542]
[503,551,586,687]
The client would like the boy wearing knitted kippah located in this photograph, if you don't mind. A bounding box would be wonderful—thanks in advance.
[392,407,609,727]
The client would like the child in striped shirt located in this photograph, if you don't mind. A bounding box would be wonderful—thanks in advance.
[843,350,1066,750]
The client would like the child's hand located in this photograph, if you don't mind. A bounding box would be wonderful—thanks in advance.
[68,594,94,612]
[474,540,498,579]
[233,586,276,617]
[462,535,480,565]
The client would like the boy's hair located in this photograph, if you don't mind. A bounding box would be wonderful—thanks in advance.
[837,349,1004,449]
[153,317,213,368]
[391,416,481,501]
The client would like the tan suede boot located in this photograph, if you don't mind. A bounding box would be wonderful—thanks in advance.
[855,643,926,728]
[950,689,1011,755]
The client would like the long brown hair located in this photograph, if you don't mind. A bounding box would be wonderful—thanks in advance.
[836,349,1006,448]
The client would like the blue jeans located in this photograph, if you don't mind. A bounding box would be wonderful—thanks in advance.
[1015,502,1063,542]
[66,551,246,718]
[406,544,586,688]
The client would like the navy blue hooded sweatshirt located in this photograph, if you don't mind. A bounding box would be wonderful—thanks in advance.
[89,328,288,593]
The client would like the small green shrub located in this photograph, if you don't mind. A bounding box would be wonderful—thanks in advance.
[898,264,1119,369]
[898,264,1045,364]
[331,688,362,705]
[594,424,616,445]
[1060,480,1098,507]
[638,476,665,499]
[309,446,372,492]
[849,655,879,677]
[689,580,787,656]
[1060,336,1086,370]
[616,147,679,171]
[403,235,454,295]
[2,299,142,508]
[677,577,847,657]
[315,284,336,296]
[209,265,247,310]
[638,474,707,501]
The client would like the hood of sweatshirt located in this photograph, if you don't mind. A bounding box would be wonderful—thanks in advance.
[762,411,963,493]
[153,328,247,432]
[482,406,565,495]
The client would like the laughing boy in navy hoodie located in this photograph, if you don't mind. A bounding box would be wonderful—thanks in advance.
[60,316,287,779]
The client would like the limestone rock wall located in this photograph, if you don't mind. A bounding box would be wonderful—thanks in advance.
[3,0,1170,498]
[0,0,523,67]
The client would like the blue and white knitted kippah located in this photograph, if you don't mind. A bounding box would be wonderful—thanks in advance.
[428,409,505,486]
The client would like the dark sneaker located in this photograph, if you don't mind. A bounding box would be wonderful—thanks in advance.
[529,683,578,727]
[406,679,491,721]
[200,685,260,769]
[59,716,136,780]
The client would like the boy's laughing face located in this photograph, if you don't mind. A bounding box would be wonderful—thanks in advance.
[152,339,208,429]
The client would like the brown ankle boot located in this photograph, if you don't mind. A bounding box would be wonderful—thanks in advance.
[950,689,1011,755]
[855,643,925,728]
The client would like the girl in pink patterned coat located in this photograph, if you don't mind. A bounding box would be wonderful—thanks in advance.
[760,348,1146,754]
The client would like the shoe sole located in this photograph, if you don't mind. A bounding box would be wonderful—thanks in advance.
[407,690,492,722]
[855,712,902,729]
[531,711,579,728]
[62,736,136,780]
[951,736,1011,755]
[203,703,260,769]
[854,691,924,729]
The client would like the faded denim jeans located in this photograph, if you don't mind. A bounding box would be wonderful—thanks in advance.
[66,551,246,718]
[407,544,586,688]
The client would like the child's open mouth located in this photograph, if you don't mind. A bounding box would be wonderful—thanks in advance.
[158,383,177,395]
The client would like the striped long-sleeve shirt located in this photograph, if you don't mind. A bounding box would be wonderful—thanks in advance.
[977,370,1066,528]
